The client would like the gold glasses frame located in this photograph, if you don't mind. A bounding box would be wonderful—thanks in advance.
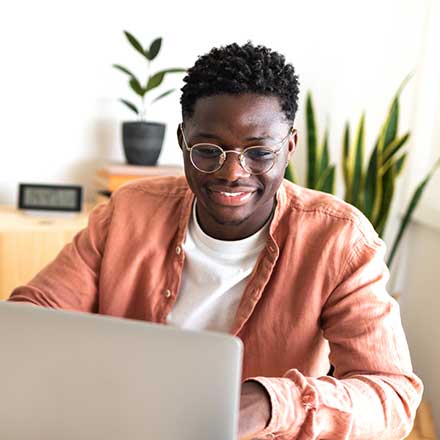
[179,123,293,175]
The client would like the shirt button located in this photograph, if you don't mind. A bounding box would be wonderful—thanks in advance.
[164,289,172,298]
[175,246,182,255]
[302,394,314,410]
[302,394,313,404]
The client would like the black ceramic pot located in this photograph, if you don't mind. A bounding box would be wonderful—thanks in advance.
[122,121,165,165]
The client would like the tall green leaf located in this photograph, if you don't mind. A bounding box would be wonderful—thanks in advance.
[383,97,399,149]
[370,125,387,226]
[395,153,407,176]
[364,141,379,220]
[376,164,396,237]
[316,165,336,194]
[284,162,297,183]
[387,157,440,268]
[318,128,330,176]
[375,152,409,237]
[350,113,365,208]
[383,132,410,163]
[342,122,350,192]
[381,151,407,177]
[306,92,318,188]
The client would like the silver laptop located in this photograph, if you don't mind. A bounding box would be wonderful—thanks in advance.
[0,301,243,440]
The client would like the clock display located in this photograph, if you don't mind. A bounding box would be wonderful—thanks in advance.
[18,184,83,212]
[24,188,78,209]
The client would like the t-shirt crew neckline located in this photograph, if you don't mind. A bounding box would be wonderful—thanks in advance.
[191,199,272,260]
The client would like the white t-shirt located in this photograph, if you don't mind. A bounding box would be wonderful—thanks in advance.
[166,201,270,332]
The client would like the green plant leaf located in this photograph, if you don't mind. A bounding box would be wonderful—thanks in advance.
[148,38,162,61]
[129,77,145,97]
[123,31,147,58]
[383,97,399,148]
[318,127,329,176]
[364,141,379,220]
[316,165,336,194]
[381,151,407,177]
[119,98,139,115]
[370,121,387,226]
[284,162,297,183]
[306,92,318,188]
[395,72,413,99]
[145,71,165,92]
[350,113,365,208]
[395,153,407,176]
[376,164,396,237]
[112,64,136,78]
[383,132,410,162]
[151,88,176,103]
[145,68,186,94]
[387,156,440,268]
[342,122,350,193]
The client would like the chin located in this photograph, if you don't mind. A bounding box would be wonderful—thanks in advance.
[213,216,251,227]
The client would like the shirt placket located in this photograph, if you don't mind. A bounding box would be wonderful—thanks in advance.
[157,190,194,323]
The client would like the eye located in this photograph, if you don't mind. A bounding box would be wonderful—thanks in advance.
[193,144,222,158]
[246,148,274,160]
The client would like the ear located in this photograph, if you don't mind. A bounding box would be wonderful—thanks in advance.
[176,123,184,151]
[286,128,298,161]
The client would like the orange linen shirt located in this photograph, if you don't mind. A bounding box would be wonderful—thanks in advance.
[9,176,423,439]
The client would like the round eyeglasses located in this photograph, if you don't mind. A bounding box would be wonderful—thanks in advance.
[179,124,293,175]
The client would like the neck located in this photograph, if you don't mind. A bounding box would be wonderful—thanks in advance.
[195,199,276,241]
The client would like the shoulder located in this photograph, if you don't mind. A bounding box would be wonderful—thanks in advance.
[113,175,189,199]
[280,179,381,247]
[93,175,191,224]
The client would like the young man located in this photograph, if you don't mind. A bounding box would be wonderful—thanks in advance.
[9,42,423,439]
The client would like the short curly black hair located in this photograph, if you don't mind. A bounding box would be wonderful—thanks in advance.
[180,42,300,123]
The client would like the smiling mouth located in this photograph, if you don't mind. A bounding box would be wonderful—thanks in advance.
[207,189,257,206]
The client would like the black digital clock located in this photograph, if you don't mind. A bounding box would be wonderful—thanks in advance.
[18,183,83,212]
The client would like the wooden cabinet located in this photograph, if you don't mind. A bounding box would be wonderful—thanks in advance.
[406,399,437,439]
[0,205,94,300]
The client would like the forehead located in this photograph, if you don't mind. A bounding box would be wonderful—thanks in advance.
[186,93,287,136]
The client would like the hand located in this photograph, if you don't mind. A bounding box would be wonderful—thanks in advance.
[238,381,271,440]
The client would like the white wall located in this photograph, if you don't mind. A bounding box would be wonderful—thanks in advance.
[1,0,439,433]
[400,222,440,437]
[0,0,426,204]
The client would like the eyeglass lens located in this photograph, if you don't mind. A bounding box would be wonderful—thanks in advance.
[191,144,276,174]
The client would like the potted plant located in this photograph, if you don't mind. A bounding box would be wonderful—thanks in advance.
[285,78,440,272]
[113,31,186,165]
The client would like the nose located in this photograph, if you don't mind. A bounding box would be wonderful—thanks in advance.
[214,151,250,181]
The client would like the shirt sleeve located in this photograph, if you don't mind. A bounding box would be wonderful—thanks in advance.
[7,200,113,312]
[247,233,424,439]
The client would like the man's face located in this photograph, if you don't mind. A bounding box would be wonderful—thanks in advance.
[178,93,297,240]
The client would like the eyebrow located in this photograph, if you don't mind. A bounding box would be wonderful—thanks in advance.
[192,132,276,142]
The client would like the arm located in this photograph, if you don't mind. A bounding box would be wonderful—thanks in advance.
[7,200,113,312]
[243,235,423,439]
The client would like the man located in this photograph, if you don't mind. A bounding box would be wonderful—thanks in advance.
[9,42,423,439]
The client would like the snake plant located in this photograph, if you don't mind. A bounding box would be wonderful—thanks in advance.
[285,83,440,269]
[113,32,186,120]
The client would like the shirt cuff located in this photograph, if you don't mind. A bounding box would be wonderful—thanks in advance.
[244,376,308,438]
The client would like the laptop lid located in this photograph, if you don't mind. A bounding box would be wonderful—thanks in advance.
[0,301,243,440]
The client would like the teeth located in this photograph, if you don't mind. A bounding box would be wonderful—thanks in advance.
[222,192,244,197]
